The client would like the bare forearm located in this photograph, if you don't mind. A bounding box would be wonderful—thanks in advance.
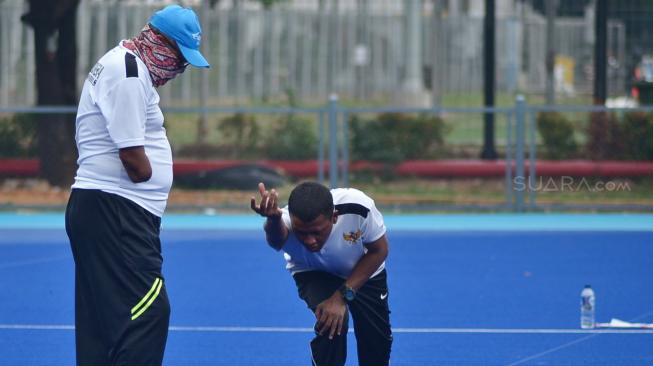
[264,216,288,250]
[119,146,152,183]
[345,244,388,291]
[123,161,152,183]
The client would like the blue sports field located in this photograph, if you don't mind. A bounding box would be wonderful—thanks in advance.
[1,213,652,365]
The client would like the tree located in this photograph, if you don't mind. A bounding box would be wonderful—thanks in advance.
[21,0,80,187]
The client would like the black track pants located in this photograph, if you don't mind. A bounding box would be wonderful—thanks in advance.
[293,270,392,366]
[66,189,170,366]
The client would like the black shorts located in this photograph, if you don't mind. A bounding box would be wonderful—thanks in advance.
[65,188,170,366]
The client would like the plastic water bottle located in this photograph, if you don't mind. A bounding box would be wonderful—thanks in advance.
[580,285,595,329]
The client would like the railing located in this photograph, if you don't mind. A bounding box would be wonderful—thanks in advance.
[2,96,653,212]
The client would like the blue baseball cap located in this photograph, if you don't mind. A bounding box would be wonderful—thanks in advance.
[149,5,210,68]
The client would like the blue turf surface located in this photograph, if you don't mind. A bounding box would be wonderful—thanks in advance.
[1,214,652,365]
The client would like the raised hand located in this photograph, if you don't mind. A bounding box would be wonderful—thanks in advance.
[250,182,282,218]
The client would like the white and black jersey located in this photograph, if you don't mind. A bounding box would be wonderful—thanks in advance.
[72,42,173,217]
[281,188,387,279]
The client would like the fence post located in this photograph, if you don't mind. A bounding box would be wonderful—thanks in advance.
[504,111,513,209]
[514,95,526,212]
[528,110,537,209]
[341,110,349,188]
[318,110,325,183]
[328,94,339,189]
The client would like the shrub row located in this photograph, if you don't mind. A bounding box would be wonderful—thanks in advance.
[3,111,650,162]
[176,112,448,162]
[0,114,37,157]
[538,111,653,160]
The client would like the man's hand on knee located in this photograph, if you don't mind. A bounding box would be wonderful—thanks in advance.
[314,292,347,340]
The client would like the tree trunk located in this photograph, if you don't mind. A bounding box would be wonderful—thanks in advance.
[22,0,79,187]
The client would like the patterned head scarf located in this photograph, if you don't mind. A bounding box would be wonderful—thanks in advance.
[123,24,188,87]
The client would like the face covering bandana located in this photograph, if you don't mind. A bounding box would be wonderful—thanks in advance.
[123,24,187,87]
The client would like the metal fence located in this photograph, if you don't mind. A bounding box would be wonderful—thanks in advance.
[316,96,653,212]
[518,102,653,212]
[0,0,628,107]
[2,97,652,212]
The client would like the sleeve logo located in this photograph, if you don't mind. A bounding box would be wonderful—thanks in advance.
[88,62,104,86]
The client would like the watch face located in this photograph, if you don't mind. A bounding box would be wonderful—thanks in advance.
[344,288,355,302]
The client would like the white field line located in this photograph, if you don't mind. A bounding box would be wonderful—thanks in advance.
[506,309,653,365]
[1,324,653,334]
[0,255,69,269]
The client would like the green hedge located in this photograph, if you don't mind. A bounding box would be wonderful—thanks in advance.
[217,113,261,158]
[586,112,624,160]
[586,112,653,161]
[622,112,653,160]
[262,115,317,160]
[176,113,318,160]
[349,113,448,163]
[536,112,578,159]
[0,114,37,158]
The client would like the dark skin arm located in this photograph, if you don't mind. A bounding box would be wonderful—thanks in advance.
[343,236,389,291]
[250,182,288,250]
[315,235,389,339]
[119,146,152,183]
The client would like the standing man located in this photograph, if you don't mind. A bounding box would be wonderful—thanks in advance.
[65,5,209,365]
[251,181,393,366]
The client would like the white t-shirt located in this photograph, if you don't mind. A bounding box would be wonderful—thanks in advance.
[72,42,173,217]
[281,188,387,279]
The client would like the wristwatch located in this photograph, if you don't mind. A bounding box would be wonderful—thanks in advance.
[339,284,356,302]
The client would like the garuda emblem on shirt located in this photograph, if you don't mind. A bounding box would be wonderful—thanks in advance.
[343,230,362,244]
